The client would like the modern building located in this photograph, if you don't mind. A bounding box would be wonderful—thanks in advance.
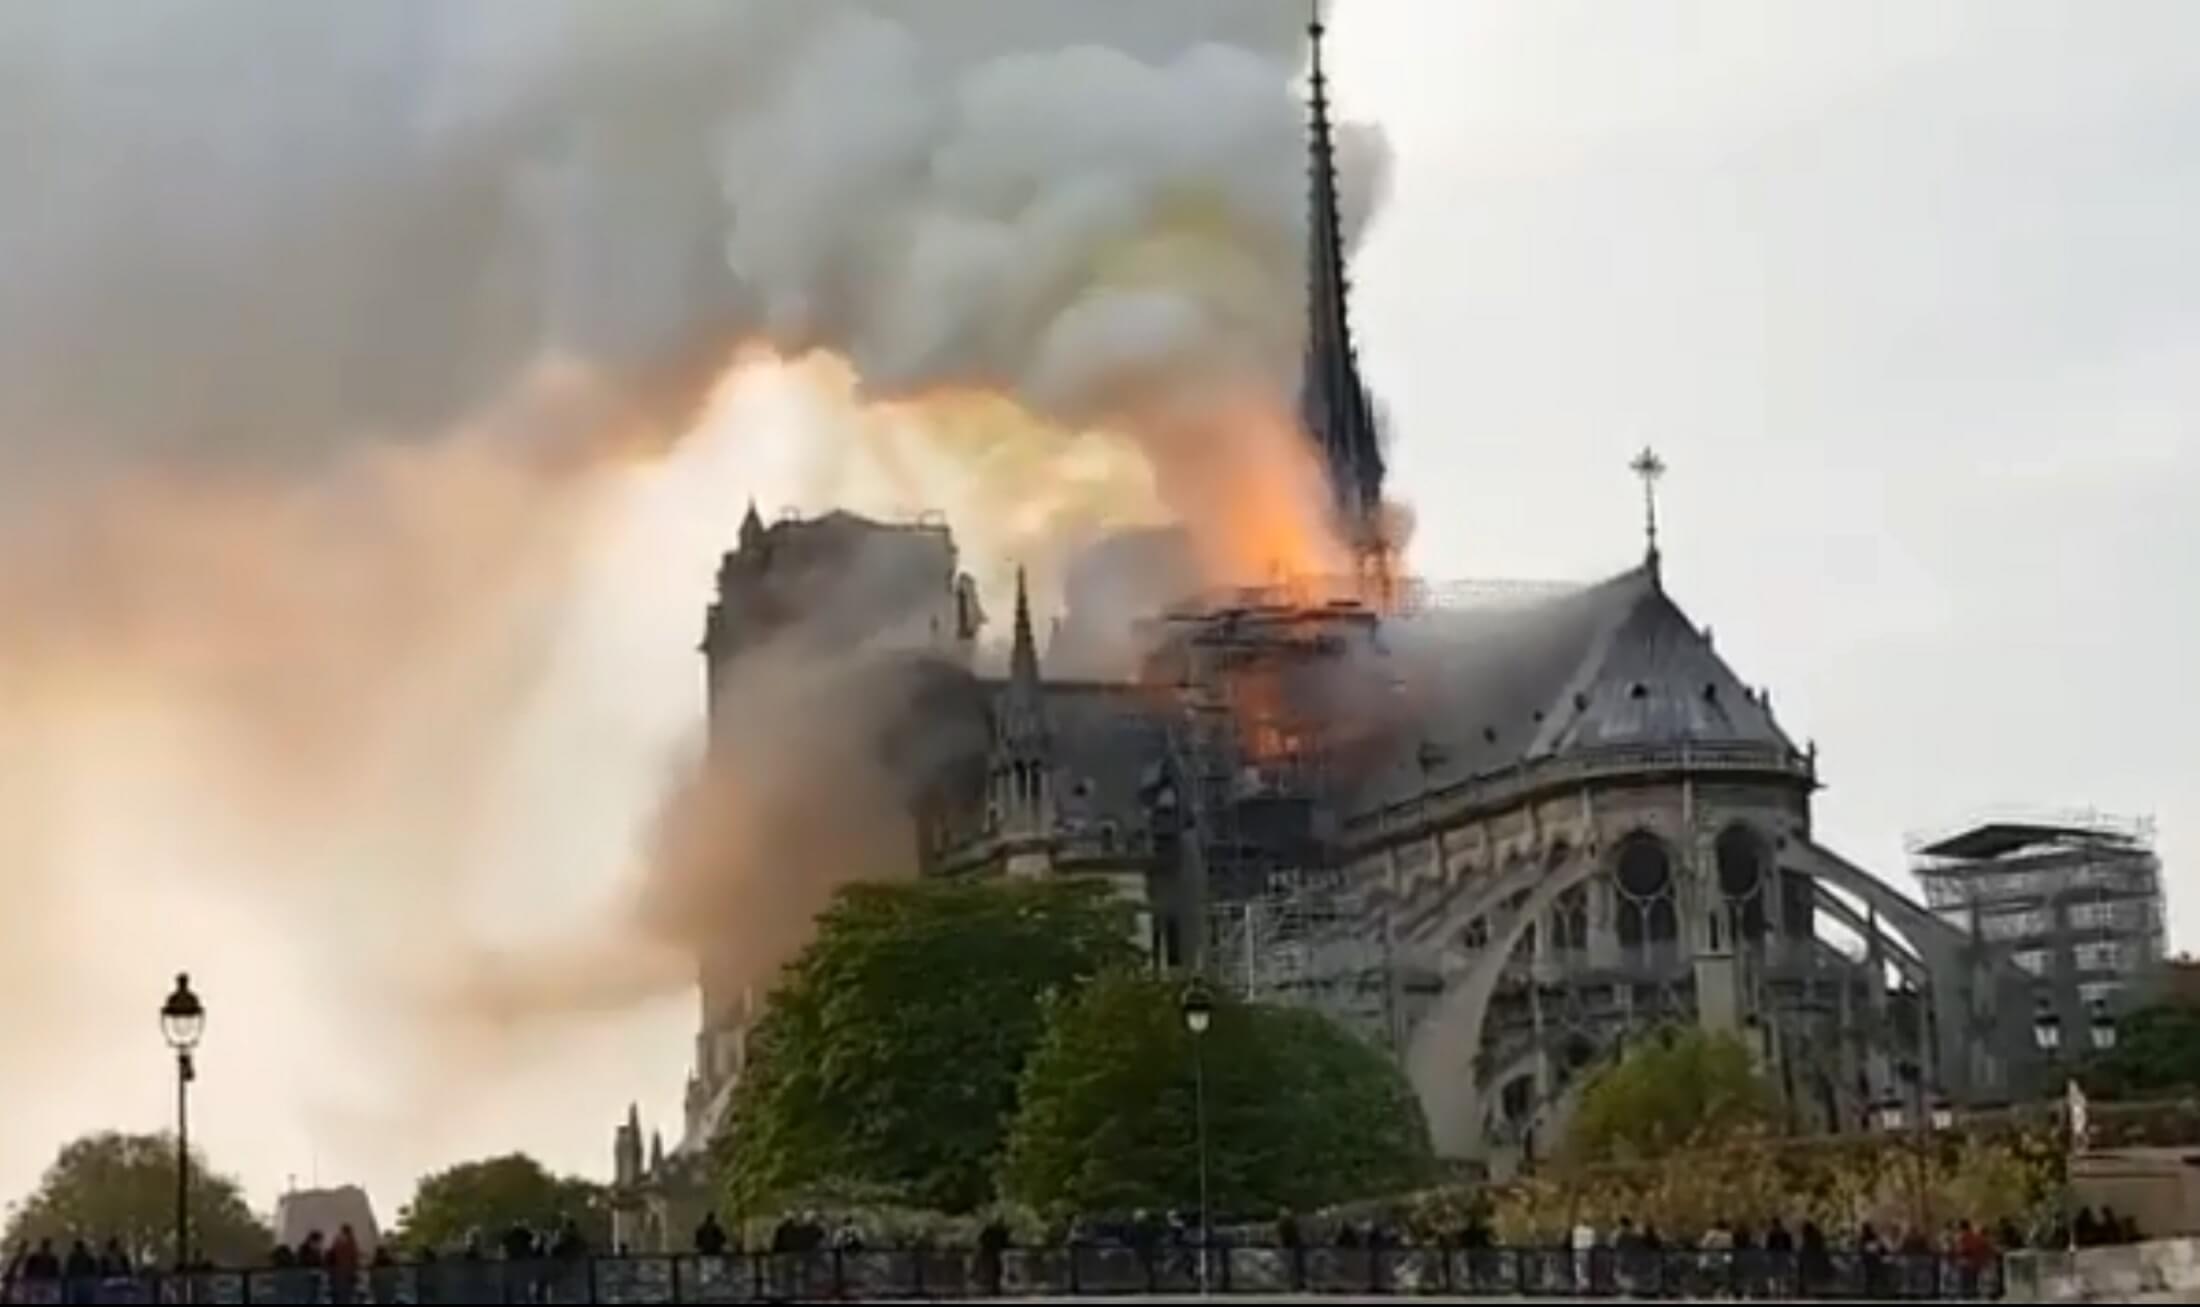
[272,1186,380,1259]
[1913,814,2168,1060]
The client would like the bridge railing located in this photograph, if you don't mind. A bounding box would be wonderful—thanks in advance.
[1,1244,2005,1302]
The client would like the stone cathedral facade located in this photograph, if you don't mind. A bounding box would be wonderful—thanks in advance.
[615,20,2061,1232]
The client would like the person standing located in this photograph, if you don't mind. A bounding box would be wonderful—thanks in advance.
[325,1224,361,1305]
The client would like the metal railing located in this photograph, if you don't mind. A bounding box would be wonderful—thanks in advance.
[1,1245,2006,1302]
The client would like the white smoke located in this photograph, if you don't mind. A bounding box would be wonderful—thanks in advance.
[0,0,1392,1215]
[0,0,1384,481]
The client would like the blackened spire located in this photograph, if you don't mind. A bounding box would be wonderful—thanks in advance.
[1010,566,1040,687]
[1301,4,1385,544]
[738,498,765,551]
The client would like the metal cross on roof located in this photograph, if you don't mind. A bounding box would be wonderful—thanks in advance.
[1630,445,1667,565]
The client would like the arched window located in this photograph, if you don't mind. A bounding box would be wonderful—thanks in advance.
[1552,884,1589,953]
[1614,835,1679,952]
[1780,869,1816,940]
[1501,1075,1534,1123]
[1716,825,1770,937]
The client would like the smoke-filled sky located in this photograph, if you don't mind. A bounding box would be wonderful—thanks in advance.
[3,0,2196,1226]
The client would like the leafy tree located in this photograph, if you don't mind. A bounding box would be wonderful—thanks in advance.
[2,1132,270,1268]
[999,970,1434,1217]
[2085,1002,2200,1099]
[720,877,1139,1213]
[392,1155,609,1254]
[1566,1027,1774,1163]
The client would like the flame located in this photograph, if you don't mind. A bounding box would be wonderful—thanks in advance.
[682,345,1362,613]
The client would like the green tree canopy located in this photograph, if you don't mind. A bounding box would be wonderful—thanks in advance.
[392,1154,609,1254]
[1566,1027,1775,1163]
[2085,1002,2200,1099]
[2,1132,270,1268]
[999,970,1434,1218]
[720,877,1139,1213]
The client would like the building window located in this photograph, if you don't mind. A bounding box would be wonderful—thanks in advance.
[2079,981,2123,1008]
[1716,826,1769,937]
[1615,836,1678,951]
[1780,869,1815,941]
[2069,901,2117,931]
[1552,884,1589,952]
[2076,941,2125,972]
[1982,909,2051,941]
[2013,949,2050,976]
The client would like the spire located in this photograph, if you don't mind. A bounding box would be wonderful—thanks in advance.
[1629,446,1666,577]
[1300,3,1385,546]
[738,499,765,551]
[1010,566,1040,687]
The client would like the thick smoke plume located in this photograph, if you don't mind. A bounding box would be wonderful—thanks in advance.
[0,0,1390,1211]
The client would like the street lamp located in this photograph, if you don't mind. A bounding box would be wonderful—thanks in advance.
[1180,980,1214,1295]
[161,974,205,1275]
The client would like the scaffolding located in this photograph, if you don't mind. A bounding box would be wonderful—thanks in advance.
[1206,878,1400,1048]
[1908,810,2166,1055]
[1145,591,1410,1047]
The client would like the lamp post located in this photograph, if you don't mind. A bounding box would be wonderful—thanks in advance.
[1180,980,1213,1296]
[160,974,205,1277]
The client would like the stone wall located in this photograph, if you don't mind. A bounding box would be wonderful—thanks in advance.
[2005,1239,2200,1302]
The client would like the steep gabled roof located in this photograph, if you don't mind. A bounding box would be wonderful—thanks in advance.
[1350,564,1795,810]
[1531,569,1793,758]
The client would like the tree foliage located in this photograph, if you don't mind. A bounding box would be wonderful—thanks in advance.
[1567,1027,1775,1163]
[999,970,1434,1218]
[1494,1126,2066,1244]
[2,1132,270,1268]
[392,1155,609,1254]
[2085,1002,2200,1099]
[719,877,1139,1214]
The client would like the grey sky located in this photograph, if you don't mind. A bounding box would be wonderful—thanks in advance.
[1333,0,2198,933]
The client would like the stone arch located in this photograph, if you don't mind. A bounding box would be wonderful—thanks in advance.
[1403,842,1603,1157]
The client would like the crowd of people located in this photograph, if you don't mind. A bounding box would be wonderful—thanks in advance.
[0,1200,2120,1302]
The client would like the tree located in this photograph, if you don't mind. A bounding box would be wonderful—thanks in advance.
[720,877,1139,1213]
[2085,1002,2200,1099]
[392,1155,609,1254]
[999,970,1434,1218]
[1566,1027,1775,1163]
[2,1132,270,1268]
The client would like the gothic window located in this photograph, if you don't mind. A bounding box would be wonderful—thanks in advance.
[1552,884,1589,953]
[1780,868,1816,940]
[1716,825,1770,938]
[1614,835,1678,952]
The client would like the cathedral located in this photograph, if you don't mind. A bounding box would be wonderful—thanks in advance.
[612,17,2073,1241]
